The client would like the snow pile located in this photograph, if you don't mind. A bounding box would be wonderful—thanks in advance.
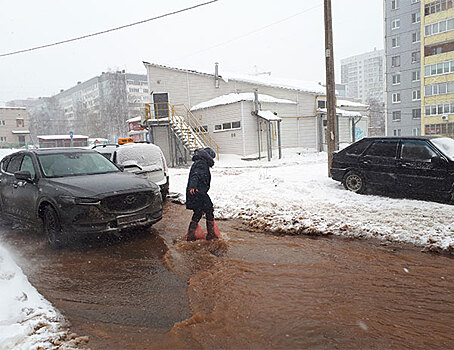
[169,150,454,252]
[0,246,76,350]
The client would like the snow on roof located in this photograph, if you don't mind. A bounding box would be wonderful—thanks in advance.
[11,130,30,134]
[126,116,142,123]
[337,99,368,108]
[144,62,325,95]
[191,93,296,111]
[223,72,326,95]
[257,110,282,121]
[88,137,109,142]
[0,106,26,110]
[38,135,88,140]
[319,108,362,118]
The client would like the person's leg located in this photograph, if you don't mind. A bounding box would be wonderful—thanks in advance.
[187,209,203,241]
[205,207,217,240]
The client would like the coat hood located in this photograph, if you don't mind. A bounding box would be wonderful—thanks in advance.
[192,148,215,167]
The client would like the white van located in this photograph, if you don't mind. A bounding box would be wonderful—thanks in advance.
[93,142,169,198]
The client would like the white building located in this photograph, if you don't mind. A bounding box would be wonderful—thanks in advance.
[143,62,369,163]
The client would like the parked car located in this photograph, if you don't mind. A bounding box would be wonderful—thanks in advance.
[0,148,163,247]
[93,142,169,198]
[330,137,454,201]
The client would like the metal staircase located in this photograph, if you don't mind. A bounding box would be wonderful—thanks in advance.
[145,102,219,159]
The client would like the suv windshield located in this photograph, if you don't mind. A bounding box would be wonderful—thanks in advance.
[431,137,454,161]
[38,152,120,177]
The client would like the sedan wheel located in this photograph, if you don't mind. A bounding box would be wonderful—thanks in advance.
[343,171,366,194]
[43,206,65,248]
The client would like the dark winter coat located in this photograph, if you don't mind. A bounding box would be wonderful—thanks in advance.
[186,149,214,211]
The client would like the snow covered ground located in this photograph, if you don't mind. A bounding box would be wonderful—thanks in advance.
[0,246,80,350]
[170,149,454,252]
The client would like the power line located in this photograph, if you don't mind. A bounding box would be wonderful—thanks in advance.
[181,2,323,59]
[0,0,218,58]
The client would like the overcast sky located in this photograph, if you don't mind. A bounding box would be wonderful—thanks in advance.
[0,0,383,104]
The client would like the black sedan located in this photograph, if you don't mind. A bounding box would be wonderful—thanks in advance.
[0,148,162,247]
[330,136,454,201]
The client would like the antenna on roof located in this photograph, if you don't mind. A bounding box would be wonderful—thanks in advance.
[252,65,271,76]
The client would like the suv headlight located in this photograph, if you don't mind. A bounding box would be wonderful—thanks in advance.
[59,196,100,205]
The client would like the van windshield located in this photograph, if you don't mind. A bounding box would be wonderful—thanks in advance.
[117,145,163,170]
[431,137,454,161]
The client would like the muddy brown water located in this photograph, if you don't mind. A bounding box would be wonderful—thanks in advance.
[1,202,453,349]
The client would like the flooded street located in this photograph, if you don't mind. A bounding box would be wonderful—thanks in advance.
[1,202,454,349]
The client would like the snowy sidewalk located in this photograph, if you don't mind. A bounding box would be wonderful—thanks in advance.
[170,150,454,252]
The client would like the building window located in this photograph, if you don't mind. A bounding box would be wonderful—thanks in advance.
[392,93,401,103]
[129,88,140,93]
[392,36,400,48]
[391,0,400,10]
[425,103,454,115]
[425,82,454,96]
[16,119,24,127]
[412,12,421,24]
[391,19,401,30]
[412,89,421,101]
[0,137,6,142]
[392,111,402,121]
[393,129,402,136]
[424,59,454,76]
[411,0,419,3]
[391,55,401,67]
[412,31,421,43]
[425,0,454,16]
[0,120,5,126]
[317,100,326,109]
[195,125,208,133]
[411,51,420,63]
[412,109,421,119]
[392,73,401,85]
[412,128,421,136]
[424,17,454,36]
[214,121,241,132]
[412,70,420,81]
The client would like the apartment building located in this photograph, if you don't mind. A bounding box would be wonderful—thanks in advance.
[25,71,151,141]
[341,49,384,104]
[0,107,31,146]
[421,0,454,137]
[385,0,423,137]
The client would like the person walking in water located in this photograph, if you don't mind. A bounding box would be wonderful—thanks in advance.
[186,147,218,241]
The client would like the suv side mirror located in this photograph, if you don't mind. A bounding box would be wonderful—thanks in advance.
[117,165,124,172]
[14,170,33,182]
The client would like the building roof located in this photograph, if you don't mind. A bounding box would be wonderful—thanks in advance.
[126,116,142,123]
[337,99,368,108]
[37,135,89,140]
[143,62,326,95]
[257,110,282,121]
[0,106,27,110]
[191,92,296,111]
[319,108,362,118]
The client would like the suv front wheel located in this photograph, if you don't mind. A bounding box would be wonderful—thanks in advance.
[343,171,366,194]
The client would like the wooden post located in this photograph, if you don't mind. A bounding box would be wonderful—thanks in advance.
[324,0,338,175]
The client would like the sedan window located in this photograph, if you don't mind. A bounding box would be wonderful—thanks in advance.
[364,140,398,158]
[400,140,436,161]
[38,152,120,177]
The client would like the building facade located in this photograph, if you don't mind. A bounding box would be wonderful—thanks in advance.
[421,0,454,137]
[0,107,31,147]
[341,49,384,104]
[385,0,423,137]
[21,71,151,143]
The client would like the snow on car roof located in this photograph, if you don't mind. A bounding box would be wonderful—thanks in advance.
[116,143,163,167]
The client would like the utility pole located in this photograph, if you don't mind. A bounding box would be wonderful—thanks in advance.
[324,0,338,176]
